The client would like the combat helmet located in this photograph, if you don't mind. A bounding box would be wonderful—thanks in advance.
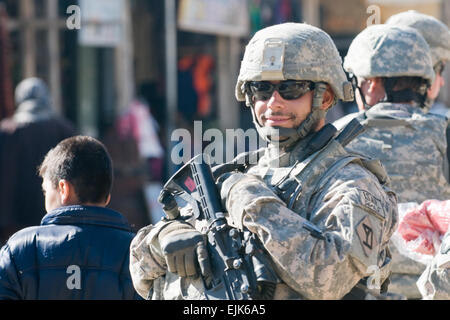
[235,22,354,148]
[386,10,450,66]
[343,24,434,108]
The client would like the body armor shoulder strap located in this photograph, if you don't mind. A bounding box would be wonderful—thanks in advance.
[274,133,390,221]
[362,109,412,128]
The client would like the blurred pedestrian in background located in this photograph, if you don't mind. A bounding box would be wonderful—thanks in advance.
[103,97,166,232]
[0,77,76,245]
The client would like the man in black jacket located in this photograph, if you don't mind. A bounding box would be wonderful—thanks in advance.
[0,135,140,300]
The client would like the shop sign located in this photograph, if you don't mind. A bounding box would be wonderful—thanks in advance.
[78,0,124,47]
[178,0,249,37]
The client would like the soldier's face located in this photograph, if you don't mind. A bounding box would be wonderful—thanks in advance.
[253,81,314,129]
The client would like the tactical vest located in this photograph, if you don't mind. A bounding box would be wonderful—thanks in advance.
[246,131,393,299]
[344,103,450,203]
[248,135,389,225]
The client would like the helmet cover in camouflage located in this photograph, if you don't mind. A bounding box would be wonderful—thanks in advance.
[235,23,353,103]
[343,24,435,84]
[386,10,450,66]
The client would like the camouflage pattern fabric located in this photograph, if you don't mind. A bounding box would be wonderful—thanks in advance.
[343,24,434,84]
[129,206,209,300]
[334,102,450,299]
[129,136,398,300]
[417,229,450,299]
[235,22,353,103]
[235,22,353,149]
[336,102,450,203]
[129,22,397,301]
[386,10,450,65]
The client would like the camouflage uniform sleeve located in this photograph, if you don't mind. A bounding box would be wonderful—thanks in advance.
[417,230,450,299]
[224,163,397,299]
[129,221,170,299]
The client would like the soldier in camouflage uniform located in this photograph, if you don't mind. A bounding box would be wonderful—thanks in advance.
[386,12,450,301]
[129,23,398,300]
[417,228,450,299]
[336,24,450,299]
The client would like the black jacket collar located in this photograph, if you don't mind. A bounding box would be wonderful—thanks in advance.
[41,205,132,232]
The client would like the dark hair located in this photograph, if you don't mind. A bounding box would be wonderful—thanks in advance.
[382,76,429,105]
[38,136,113,204]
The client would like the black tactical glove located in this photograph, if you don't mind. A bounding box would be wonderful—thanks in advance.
[158,221,212,279]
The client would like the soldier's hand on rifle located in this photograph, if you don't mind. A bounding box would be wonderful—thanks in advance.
[158,221,212,279]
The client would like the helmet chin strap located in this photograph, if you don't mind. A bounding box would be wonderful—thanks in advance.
[356,85,374,110]
[246,82,329,149]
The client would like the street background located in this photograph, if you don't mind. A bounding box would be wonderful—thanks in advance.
[0,0,449,239]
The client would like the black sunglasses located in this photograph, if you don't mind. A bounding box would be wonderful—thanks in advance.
[434,61,445,76]
[246,80,315,101]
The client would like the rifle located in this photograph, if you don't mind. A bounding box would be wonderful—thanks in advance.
[159,154,278,300]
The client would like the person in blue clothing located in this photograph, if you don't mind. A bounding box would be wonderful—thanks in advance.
[0,135,140,300]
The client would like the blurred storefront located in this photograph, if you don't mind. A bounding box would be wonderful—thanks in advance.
[0,0,133,135]
[0,3,13,120]
[1,0,449,175]
[1,0,449,231]
[0,0,75,122]
[130,0,310,175]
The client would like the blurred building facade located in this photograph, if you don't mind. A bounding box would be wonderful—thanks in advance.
[0,0,449,233]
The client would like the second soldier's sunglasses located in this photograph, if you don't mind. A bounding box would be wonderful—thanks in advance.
[246,80,315,101]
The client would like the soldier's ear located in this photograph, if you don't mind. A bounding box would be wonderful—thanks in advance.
[320,85,335,110]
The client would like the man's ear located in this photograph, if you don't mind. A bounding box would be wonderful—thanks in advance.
[105,194,111,206]
[58,179,74,205]
[320,85,335,110]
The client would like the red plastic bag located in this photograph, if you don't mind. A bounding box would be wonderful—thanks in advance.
[397,200,450,255]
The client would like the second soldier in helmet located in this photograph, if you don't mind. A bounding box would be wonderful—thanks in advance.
[338,23,450,204]
[335,16,450,300]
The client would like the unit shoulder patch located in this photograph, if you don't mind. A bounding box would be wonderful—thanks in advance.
[356,215,377,257]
